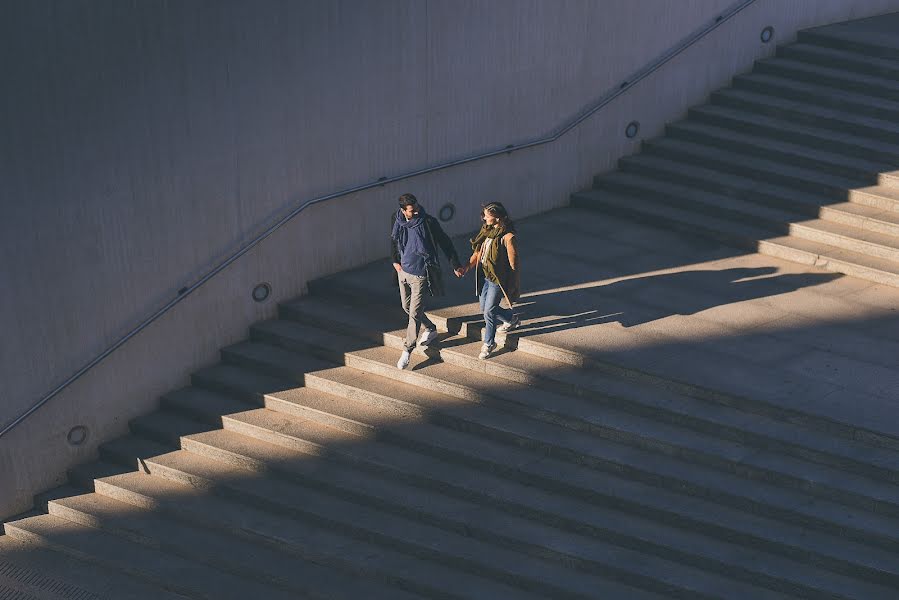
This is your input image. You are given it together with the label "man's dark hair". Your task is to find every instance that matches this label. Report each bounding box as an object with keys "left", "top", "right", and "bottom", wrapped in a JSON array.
[{"left": 398, "top": 193, "right": 418, "bottom": 208}]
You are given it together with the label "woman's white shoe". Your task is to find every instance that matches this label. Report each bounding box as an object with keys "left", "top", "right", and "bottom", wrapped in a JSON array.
[{"left": 478, "top": 342, "right": 497, "bottom": 360}]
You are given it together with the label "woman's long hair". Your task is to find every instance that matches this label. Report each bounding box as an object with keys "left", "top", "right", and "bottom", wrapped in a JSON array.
[{"left": 483, "top": 202, "right": 515, "bottom": 231}]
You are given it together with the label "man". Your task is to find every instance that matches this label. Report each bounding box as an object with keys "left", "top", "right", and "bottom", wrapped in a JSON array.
[{"left": 390, "top": 193, "right": 464, "bottom": 369}]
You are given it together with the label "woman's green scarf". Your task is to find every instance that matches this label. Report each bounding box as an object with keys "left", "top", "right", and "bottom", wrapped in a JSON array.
[{"left": 470, "top": 222, "right": 513, "bottom": 285}]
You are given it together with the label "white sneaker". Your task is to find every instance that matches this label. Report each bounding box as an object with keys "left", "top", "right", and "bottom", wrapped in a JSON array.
[
  {"left": 397, "top": 350, "right": 411, "bottom": 370},
  {"left": 478, "top": 342, "right": 497, "bottom": 360},
  {"left": 498, "top": 315, "right": 520, "bottom": 333},
  {"left": 418, "top": 328, "right": 439, "bottom": 346}
]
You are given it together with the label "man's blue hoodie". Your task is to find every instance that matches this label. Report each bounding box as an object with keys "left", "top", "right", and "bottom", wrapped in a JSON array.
[{"left": 391, "top": 207, "right": 437, "bottom": 277}]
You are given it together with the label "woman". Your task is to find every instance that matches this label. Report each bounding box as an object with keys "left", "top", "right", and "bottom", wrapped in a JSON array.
[{"left": 461, "top": 202, "right": 520, "bottom": 359}]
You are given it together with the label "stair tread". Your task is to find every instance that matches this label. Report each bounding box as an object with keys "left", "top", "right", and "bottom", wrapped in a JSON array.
[
  {"left": 574, "top": 188, "right": 899, "bottom": 282},
  {"left": 772, "top": 235, "right": 899, "bottom": 274},
  {"left": 606, "top": 166, "right": 899, "bottom": 255},
  {"left": 669, "top": 118, "right": 898, "bottom": 175},
  {"left": 194, "top": 362, "right": 300, "bottom": 397},
  {"left": 823, "top": 201, "right": 899, "bottom": 223},
  {"left": 620, "top": 152, "right": 834, "bottom": 207},
  {"left": 187, "top": 423, "right": 899, "bottom": 584},
  {"left": 858, "top": 184, "right": 899, "bottom": 202},
  {"left": 225, "top": 334, "right": 899, "bottom": 514},
  {"left": 278, "top": 298, "right": 899, "bottom": 476},
  {"left": 4, "top": 513, "right": 302, "bottom": 600},
  {"left": 48, "top": 491, "right": 418, "bottom": 600},
  {"left": 601, "top": 170, "right": 809, "bottom": 223},
  {"left": 98, "top": 434, "right": 175, "bottom": 464},
  {"left": 180, "top": 425, "right": 899, "bottom": 592},
  {"left": 714, "top": 87, "right": 899, "bottom": 134},
  {"left": 298, "top": 270, "right": 889, "bottom": 463},
  {"left": 247, "top": 324, "right": 841, "bottom": 473},
  {"left": 221, "top": 339, "right": 340, "bottom": 380},
  {"left": 213, "top": 408, "right": 891, "bottom": 592},
  {"left": 208, "top": 385, "right": 899, "bottom": 551},
  {"left": 621, "top": 151, "right": 899, "bottom": 215},
  {"left": 143, "top": 444, "right": 670, "bottom": 600},
  {"left": 163, "top": 385, "right": 252, "bottom": 418},
  {"left": 95, "top": 438, "right": 886, "bottom": 600},
  {"left": 645, "top": 137, "right": 870, "bottom": 190},
  {"left": 781, "top": 42, "right": 899, "bottom": 76},
  {"left": 575, "top": 185, "right": 783, "bottom": 241},
  {"left": 605, "top": 169, "right": 899, "bottom": 237},
  {"left": 758, "top": 56, "right": 899, "bottom": 88},
  {"left": 796, "top": 218, "right": 899, "bottom": 250},
  {"left": 0, "top": 535, "right": 185, "bottom": 600},
  {"left": 689, "top": 103, "right": 899, "bottom": 158},
  {"left": 738, "top": 70, "right": 899, "bottom": 114},
  {"left": 89, "top": 466, "right": 530, "bottom": 598}
]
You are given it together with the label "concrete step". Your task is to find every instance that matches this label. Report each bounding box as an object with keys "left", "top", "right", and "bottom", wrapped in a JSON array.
[
  {"left": 599, "top": 167, "right": 899, "bottom": 263},
  {"left": 616, "top": 151, "right": 899, "bottom": 215},
  {"left": 156, "top": 422, "right": 899, "bottom": 591},
  {"left": 3, "top": 513, "right": 302, "bottom": 600},
  {"left": 778, "top": 42, "right": 899, "bottom": 80},
  {"left": 688, "top": 103, "right": 899, "bottom": 165},
  {"left": 211, "top": 405, "right": 899, "bottom": 556},
  {"left": 71, "top": 461, "right": 520, "bottom": 600},
  {"left": 638, "top": 137, "right": 871, "bottom": 199},
  {"left": 192, "top": 420, "right": 899, "bottom": 594},
  {"left": 798, "top": 28, "right": 899, "bottom": 60},
  {"left": 171, "top": 346, "right": 899, "bottom": 556},
  {"left": 817, "top": 201, "right": 899, "bottom": 238},
  {"left": 601, "top": 169, "right": 899, "bottom": 240},
  {"left": 711, "top": 87, "right": 899, "bottom": 145},
  {"left": 45, "top": 490, "right": 411, "bottom": 600},
  {"left": 666, "top": 119, "right": 899, "bottom": 186},
  {"left": 615, "top": 148, "right": 827, "bottom": 206},
  {"left": 192, "top": 361, "right": 304, "bottom": 404},
  {"left": 572, "top": 188, "right": 899, "bottom": 288},
  {"left": 852, "top": 184, "right": 899, "bottom": 212},
  {"left": 734, "top": 71, "right": 899, "bottom": 128},
  {"left": 89, "top": 413, "right": 897, "bottom": 599},
  {"left": 788, "top": 218, "right": 899, "bottom": 263},
  {"left": 132, "top": 441, "right": 673, "bottom": 600},
  {"left": 598, "top": 170, "right": 802, "bottom": 229},
  {"left": 300, "top": 263, "right": 899, "bottom": 450},
  {"left": 0, "top": 535, "right": 184, "bottom": 600},
  {"left": 753, "top": 57, "right": 899, "bottom": 101},
  {"left": 226, "top": 331, "right": 899, "bottom": 515},
  {"left": 278, "top": 294, "right": 899, "bottom": 485}
]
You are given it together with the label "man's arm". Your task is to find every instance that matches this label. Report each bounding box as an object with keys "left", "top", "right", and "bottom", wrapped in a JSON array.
[{"left": 390, "top": 216, "right": 402, "bottom": 273}]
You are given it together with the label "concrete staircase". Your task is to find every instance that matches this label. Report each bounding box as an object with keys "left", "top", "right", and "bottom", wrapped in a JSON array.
[
  {"left": 574, "top": 18, "right": 899, "bottom": 288},
  {"left": 4, "top": 261, "right": 899, "bottom": 599},
  {"left": 5, "top": 15, "right": 899, "bottom": 600}
]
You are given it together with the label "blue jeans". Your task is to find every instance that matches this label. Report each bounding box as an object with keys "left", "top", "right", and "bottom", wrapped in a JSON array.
[{"left": 480, "top": 278, "right": 513, "bottom": 346}]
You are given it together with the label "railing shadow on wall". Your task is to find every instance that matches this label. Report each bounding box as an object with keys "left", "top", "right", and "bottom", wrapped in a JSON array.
[{"left": 0, "top": 0, "right": 759, "bottom": 439}]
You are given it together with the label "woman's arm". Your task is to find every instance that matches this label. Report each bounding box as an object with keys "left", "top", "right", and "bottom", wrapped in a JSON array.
[{"left": 461, "top": 250, "right": 480, "bottom": 275}]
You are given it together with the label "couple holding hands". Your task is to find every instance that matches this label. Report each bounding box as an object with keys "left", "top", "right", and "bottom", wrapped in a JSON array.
[{"left": 390, "top": 193, "right": 520, "bottom": 369}]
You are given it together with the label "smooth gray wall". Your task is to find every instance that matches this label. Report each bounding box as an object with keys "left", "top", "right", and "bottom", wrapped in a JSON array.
[{"left": 3, "top": 0, "right": 898, "bottom": 518}]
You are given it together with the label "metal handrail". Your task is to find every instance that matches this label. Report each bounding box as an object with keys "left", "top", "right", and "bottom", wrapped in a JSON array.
[{"left": 1, "top": 0, "right": 757, "bottom": 438}]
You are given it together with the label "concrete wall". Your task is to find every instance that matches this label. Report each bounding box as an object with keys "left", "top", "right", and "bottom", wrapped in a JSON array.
[{"left": 2, "top": 0, "right": 898, "bottom": 518}]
